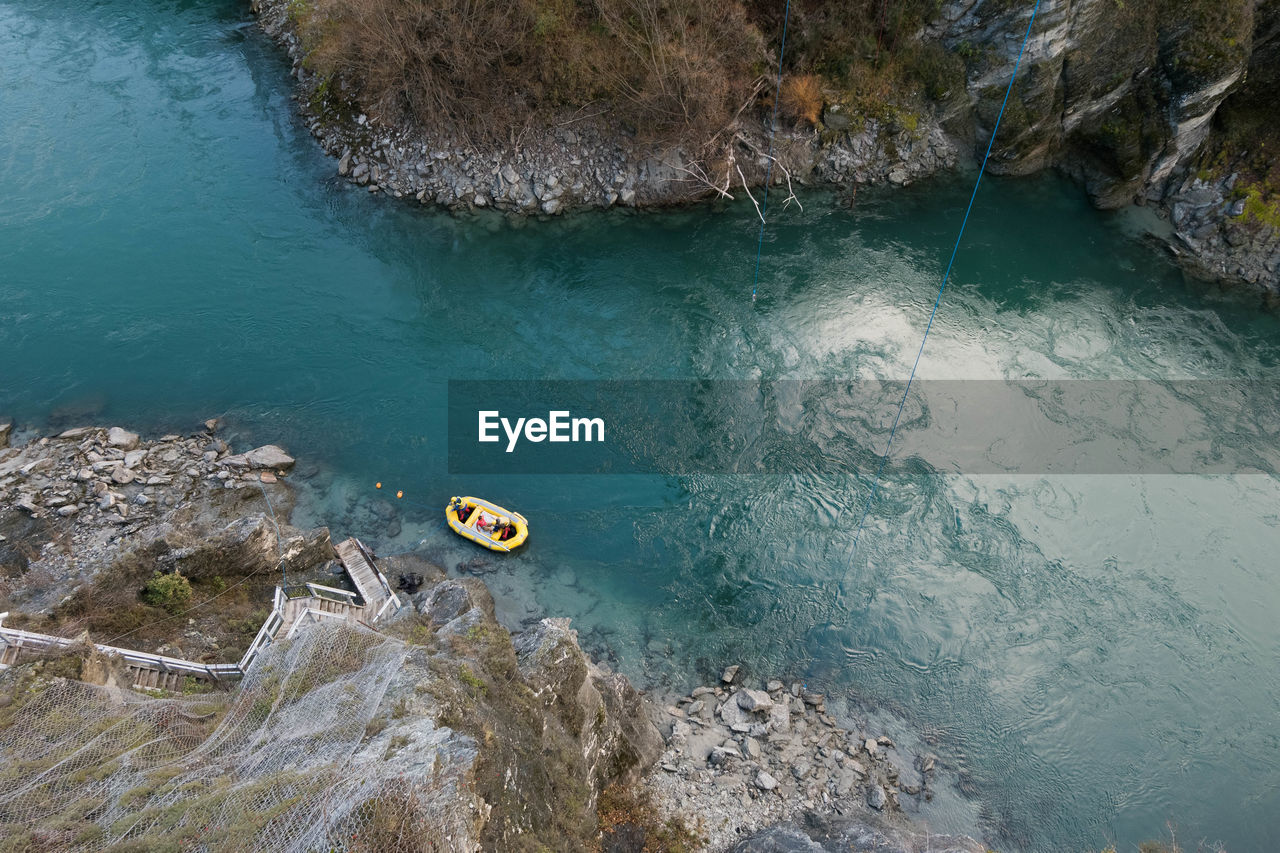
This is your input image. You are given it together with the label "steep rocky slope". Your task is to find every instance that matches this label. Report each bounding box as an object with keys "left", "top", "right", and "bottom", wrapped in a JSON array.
[{"left": 2, "top": 422, "right": 986, "bottom": 851}]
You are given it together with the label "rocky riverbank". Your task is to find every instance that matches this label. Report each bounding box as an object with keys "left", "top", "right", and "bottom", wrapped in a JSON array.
[
  {"left": 0, "top": 420, "right": 339, "bottom": 663},
  {"left": 252, "top": 0, "right": 956, "bottom": 217},
  {"left": 0, "top": 420, "right": 989, "bottom": 850},
  {"left": 1163, "top": 172, "right": 1280, "bottom": 293},
  {"left": 645, "top": 667, "right": 983, "bottom": 852},
  {"left": 248, "top": 0, "right": 1278, "bottom": 299},
  {"left": 0, "top": 421, "right": 302, "bottom": 611}
]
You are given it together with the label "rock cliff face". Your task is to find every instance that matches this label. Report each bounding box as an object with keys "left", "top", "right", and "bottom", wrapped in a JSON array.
[
  {"left": 931, "top": 0, "right": 1254, "bottom": 206},
  {"left": 396, "top": 571, "right": 664, "bottom": 850},
  {"left": 930, "top": 0, "right": 1278, "bottom": 292},
  {"left": 1161, "top": 2, "right": 1280, "bottom": 290},
  {"left": 366, "top": 571, "right": 666, "bottom": 851}
]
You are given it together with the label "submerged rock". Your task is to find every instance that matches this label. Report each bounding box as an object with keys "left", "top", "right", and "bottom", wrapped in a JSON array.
[{"left": 733, "top": 814, "right": 985, "bottom": 853}]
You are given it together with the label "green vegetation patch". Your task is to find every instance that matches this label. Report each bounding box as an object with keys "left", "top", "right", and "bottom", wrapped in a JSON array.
[
  {"left": 141, "top": 570, "right": 193, "bottom": 613},
  {"left": 1240, "top": 185, "right": 1280, "bottom": 229}
]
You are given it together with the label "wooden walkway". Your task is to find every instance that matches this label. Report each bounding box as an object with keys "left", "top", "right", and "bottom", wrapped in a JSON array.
[
  {"left": 335, "top": 537, "right": 401, "bottom": 620},
  {"left": 0, "top": 537, "right": 403, "bottom": 692}
]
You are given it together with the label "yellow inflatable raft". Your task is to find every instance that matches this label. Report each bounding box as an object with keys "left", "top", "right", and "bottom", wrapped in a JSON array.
[{"left": 446, "top": 496, "right": 528, "bottom": 552}]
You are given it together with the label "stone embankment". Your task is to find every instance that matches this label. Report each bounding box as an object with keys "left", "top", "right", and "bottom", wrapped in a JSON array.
[{"left": 646, "top": 665, "right": 982, "bottom": 852}]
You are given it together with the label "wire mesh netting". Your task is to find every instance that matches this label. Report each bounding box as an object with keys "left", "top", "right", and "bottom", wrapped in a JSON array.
[{"left": 0, "top": 622, "right": 476, "bottom": 852}]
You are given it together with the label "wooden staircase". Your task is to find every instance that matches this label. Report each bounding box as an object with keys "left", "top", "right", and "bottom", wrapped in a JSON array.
[
  {"left": 276, "top": 588, "right": 363, "bottom": 639},
  {"left": 1, "top": 612, "right": 240, "bottom": 691},
  {"left": 128, "top": 666, "right": 191, "bottom": 692}
]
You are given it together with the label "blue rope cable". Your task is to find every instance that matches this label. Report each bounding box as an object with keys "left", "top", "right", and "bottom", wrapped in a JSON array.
[
  {"left": 750, "top": 0, "right": 793, "bottom": 303},
  {"left": 845, "top": 0, "right": 1042, "bottom": 560}
]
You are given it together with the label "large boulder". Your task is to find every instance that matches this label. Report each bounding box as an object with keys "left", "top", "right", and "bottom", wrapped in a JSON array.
[
  {"left": 737, "top": 688, "right": 774, "bottom": 712},
  {"left": 221, "top": 445, "right": 296, "bottom": 471},
  {"left": 418, "top": 577, "right": 490, "bottom": 630},
  {"left": 245, "top": 444, "right": 296, "bottom": 470},
  {"left": 106, "top": 427, "right": 140, "bottom": 450}
]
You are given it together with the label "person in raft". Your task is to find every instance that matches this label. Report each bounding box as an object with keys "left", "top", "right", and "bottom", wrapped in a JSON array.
[{"left": 451, "top": 497, "right": 471, "bottom": 521}]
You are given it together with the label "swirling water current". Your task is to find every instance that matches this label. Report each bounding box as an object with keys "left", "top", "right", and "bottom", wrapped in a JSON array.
[{"left": 2, "top": 2, "right": 1279, "bottom": 850}]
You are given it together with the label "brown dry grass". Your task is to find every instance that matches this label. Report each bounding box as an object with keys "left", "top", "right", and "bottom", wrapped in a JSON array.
[
  {"left": 294, "top": 0, "right": 765, "bottom": 145},
  {"left": 780, "top": 73, "right": 823, "bottom": 125},
  {"left": 595, "top": 783, "right": 702, "bottom": 852}
]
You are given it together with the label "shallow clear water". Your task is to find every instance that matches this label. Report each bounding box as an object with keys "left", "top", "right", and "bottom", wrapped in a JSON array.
[{"left": 3, "top": 1, "right": 1279, "bottom": 850}]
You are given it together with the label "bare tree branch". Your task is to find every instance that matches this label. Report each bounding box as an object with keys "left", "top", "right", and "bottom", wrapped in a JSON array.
[
  {"left": 736, "top": 162, "right": 764, "bottom": 222},
  {"left": 731, "top": 132, "right": 803, "bottom": 212},
  {"left": 675, "top": 159, "right": 735, "bottom": 200}
]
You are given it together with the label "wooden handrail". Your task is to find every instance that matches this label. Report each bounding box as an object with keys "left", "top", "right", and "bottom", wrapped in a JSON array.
[
  {"left": 0, "top": 625, "right": 240, "bottom": 681},
  {"left": 3, "top": 538, "right": 407, "bottom": 684},
  {"left": 305, "top": 582, "right": 359, "bottom": 603}
]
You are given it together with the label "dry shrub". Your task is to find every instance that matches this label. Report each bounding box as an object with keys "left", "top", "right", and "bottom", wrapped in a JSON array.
[
  {"left": 300, "top": 0, "right": 542, "bottom": 139},
  {"left": 296, "top": 0, "right": 766, "bottom": 144},
  {"left": 589, "top": 0, "right": 767, "bottom": 141},
  {"left": 780, "top": 73, "right": 823, "bottom": 124}
]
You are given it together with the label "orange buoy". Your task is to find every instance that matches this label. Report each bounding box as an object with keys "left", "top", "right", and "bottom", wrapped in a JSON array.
[
  {"left": 376, "top": 482, "right": 382, "bottom": 489},
  {"left": 396, "top": 490, "right": 403, "bottom": 499}
]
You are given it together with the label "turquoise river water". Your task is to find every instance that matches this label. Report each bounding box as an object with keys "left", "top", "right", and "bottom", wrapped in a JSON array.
[{"left": 3, "top": 1, "right": 1279, "bottom": 851}]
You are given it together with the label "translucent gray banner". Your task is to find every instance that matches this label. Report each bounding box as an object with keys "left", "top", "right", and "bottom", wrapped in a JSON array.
[{"left": 447, "top": 380, "right": 1280, "bottom": 476}]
